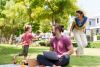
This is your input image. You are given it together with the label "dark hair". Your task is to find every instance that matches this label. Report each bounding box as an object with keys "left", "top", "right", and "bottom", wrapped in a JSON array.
[
  {"left": 55, "top": 25, "right": 64, "bottom": 32},
  {"left": 76, "top": 10, "right": 84, "bottom": 17}
]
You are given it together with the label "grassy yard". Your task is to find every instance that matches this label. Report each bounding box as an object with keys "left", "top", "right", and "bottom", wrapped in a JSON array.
[{"left": 0, "top": 44, "right": 100, "bottom": 67}]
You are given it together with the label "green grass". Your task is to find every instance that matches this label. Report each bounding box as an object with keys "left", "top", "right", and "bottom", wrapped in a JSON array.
[
  {"left": 70, "top": 56, "right": 100, "bottom": 67},
  {"left": 0, "top": 44, "right": 100, "bottom": 67},
  {"left": 0, "top": 44, "right": 49, "bottom": 64}
]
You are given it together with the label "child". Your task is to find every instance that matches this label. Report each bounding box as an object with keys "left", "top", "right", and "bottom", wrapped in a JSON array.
[{"left": 13, "top": 24, "right": 34, "bottom": 64}]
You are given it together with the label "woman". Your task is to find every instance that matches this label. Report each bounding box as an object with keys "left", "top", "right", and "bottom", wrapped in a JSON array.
[
  {"left": 70, "top": 10, "right": 88, "bottom": 56},
  {"left": 37, "top": 25, "right": 74, "bottom": 67}
]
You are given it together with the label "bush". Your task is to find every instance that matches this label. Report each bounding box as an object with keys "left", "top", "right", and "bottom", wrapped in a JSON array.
[
  {"left": 85, "top": 42, "right": 100, "bottom": 48},
  {"left": 73, "top": 42, "right": 100, "bottom": 48},
  {"left": 39, "top": 42, "right": 46, "bottom": 46},
  {"left": 86, "top": 42, "right": 95, "bottom": 48},
  {"left": 72, "top": 42, "right": 91, "bottom": 48},
  {"left": 39, "top": 42, "right": 50, "bottom": 46},
  {"left": 72, "top": 42, "right": 77, "bottom": 47},
  {"left": 39, "top": 41, "right": 100, "bottom": 48},
  {"left": 89, "top": 42, "right": 100, "bottom": 48},
  {"left": 97, "top": 35, "right": 100, "bottom": 40}
]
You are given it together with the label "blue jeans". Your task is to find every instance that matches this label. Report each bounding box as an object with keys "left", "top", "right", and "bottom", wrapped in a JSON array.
[{"left": 37, "top": 54, "right": 70, "bottom": 66}]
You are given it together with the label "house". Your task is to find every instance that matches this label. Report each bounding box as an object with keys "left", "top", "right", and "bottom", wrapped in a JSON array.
[{"left": 87, "top": 15, "right": 100, "bottom": 41}]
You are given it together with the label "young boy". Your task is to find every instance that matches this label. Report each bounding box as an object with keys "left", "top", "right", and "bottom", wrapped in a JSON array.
[{"left": 13, "top": 24, "right": 34, "bottom": 64}]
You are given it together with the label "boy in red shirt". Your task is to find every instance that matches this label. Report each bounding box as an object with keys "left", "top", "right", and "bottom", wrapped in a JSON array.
[{"left": 13, "top": 24, "right": 34, "bottom": 64}]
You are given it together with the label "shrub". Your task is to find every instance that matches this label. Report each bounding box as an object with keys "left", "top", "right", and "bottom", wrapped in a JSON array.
[
  {"left": 72, "top": 42, "right": 100, "bottom": 48},
  {"left": 90, "top": 42, "right": 100, "bottom": 48},
  {"left": 97, "top": 35, "right": 100, "bottom": 40}
]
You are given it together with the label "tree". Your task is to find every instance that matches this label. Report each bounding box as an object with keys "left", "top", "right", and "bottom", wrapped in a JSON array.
[
  {"left": 29, "top": 0, "right": 78, "bottom": 31},
  {"left": 0, "top": 0, "right": 78, "bottom": 43},
  {"left": 44, "top": 0, "right": 78, "bottom": 27}
]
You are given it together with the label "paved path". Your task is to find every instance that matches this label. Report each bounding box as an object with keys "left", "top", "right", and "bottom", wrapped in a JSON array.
[
  {"left": 73, "top": 48, "right": 100, "bottom": 56},
  {"left": 0, "top": 64, "right": 28, "bottom": 67}
]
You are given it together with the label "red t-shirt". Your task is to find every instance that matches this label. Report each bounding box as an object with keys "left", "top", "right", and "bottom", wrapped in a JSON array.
[
  {"left": 21, "top": 32, "right": 33, "bottom": 46},
  {"left": 50, "top": 35, "right": 72, "bottom": 55}
]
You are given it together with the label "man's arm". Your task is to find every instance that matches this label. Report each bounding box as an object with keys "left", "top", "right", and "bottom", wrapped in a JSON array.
[
  {"left": 63, "top": 45, "right": 74, "bottom": 55},
  {"left": 63, "top": 37, "right": 74, "bottom": 56}
]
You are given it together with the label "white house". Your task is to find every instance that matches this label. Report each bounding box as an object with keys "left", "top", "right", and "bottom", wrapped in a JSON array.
[{"left": 88, "top": 15, "right": 100, "bottom": 41}]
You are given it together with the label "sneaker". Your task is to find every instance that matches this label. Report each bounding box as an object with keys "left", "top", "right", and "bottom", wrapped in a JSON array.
[{"left": 13, "top": 56, "right": 17, "bottom": 64}]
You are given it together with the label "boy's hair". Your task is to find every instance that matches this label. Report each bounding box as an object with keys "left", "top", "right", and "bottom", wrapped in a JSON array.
[{"left": 24, "top": 25, "right": 31, "bottom": 32}]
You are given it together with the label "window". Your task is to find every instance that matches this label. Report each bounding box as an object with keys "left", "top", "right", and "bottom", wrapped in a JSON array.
[
  {"left": 97, "top": 18, "right": 99, "bottom": 23},
  {"left": 89, "top": 21, "right": 91, "bottom": 25}
]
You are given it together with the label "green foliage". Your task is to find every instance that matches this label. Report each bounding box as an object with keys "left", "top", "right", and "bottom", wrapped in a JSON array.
[
  {"left": 74, "top": 42, "right": 100, "bottom": 48},
  {"left": 88, "top": 42, "right": 100, "bottom": 48},
  {"left": 40, "top": 19, "right": 51, "bottom": 33},
  {"left": 0, "top": 0, "right": 78, "bottom": 43},
  {"left": 72, "top": 42, "right": 100, "bottom": 48},
  {"left": 31, "top": 21, "right": 40, "bottom": 32},
  {"left": 0, "top": 0, "right": 7, "bottom": 18},
  {"left": 97, "top": 34, "right": 100, "bottom": 40}
]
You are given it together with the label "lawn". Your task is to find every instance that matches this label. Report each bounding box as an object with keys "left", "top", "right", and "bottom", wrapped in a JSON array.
[{"left": 0, "top": 44, "right": 100, "bottom": 67}]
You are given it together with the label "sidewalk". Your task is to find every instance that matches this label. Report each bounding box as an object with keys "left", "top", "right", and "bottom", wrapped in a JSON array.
[
  {"left": 0, "top": 64, "right": 28, "bottom": 67},
  {"left": 73, "top": 48, "right": 100, "bottom": 56}
]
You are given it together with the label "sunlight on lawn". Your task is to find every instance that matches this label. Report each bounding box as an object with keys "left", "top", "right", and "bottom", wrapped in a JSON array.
[{"left": 0, "top": 44, "right": 100, "bottom": 67}]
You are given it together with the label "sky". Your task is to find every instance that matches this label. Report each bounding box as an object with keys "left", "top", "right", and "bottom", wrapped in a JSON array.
[{"left": 77, "top": 0, "right": 100, "bottom": 17}]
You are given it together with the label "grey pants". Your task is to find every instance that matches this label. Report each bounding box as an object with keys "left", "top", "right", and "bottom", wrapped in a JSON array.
[{"left": 19, "top": 45, "right": 29, "bottom": 57}]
